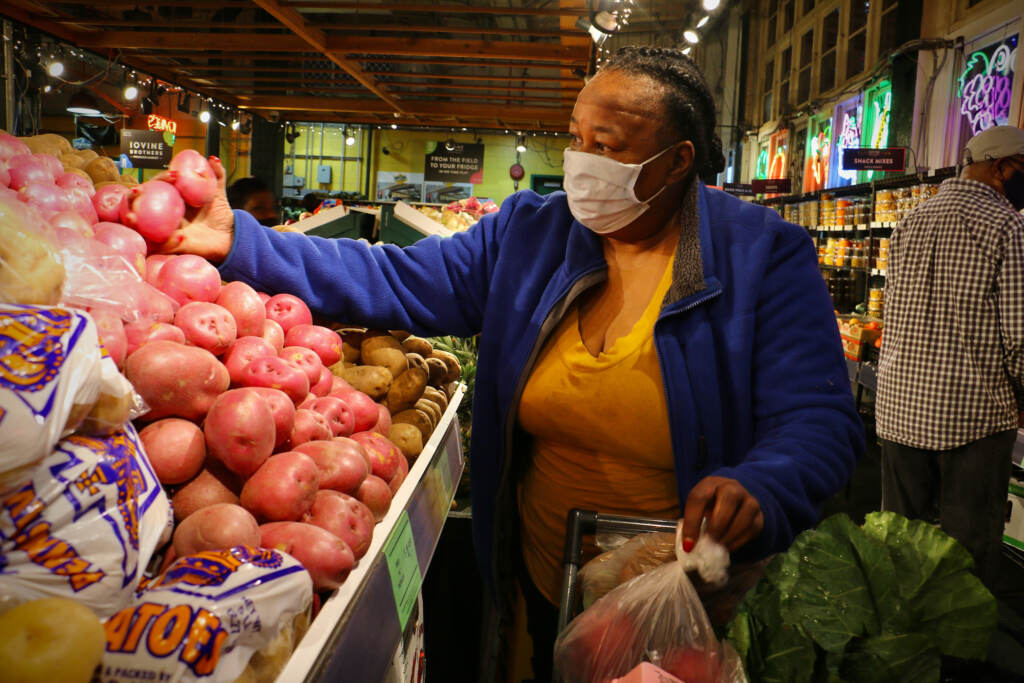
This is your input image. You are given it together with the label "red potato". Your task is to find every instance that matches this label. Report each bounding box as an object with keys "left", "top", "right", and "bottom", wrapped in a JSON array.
[
  {"left": 93, "top": 183, "right": 130, "bottom": 223},
  {"left": 330, "top": 388, "right": 379, "bottom": 433},
  {"left": 156, "top": 254, "right": 222, "bottom": 306},
  {"left": 309, "top": 365, "right": 333, "bottom": 397},
  {"left": 296, "top": 393, "right": 317, "bottom": 411},
  {"left": 287, "top": 409, "right": 332, "bottom": 448},
  {"left": 261, "top": 318, "right": 285, "bottom": 351},
  {"left": 119, "top": 179, "right": 185, "bottom": 243},
  {"left": 66, "top": 187, "right": 99, "bottom": 225},
  {"left": 388, "top": 452, "right": 409, "bottom": 494},
  {"left": 88, "top": 308, "right": 127, "bottom": 368},
  {"left": 334, "top": 436, "right": 372, "bottom": 469},
  {"left": 168, "top": 149, "right": 217, "bottom": 207},
  {"left": 239, "top": 356, "right": 309, "bottom": 403},
  {"left": 135, "top": 283, "right": 178, "bottom": 324},
  {"left": 351, "top": 431, "right": 404, "bottom": 482},
  {"left": 354, "top": 474, "right": 392, "bottom": 522},
  {"left": 241, "top": 451, "right": 320, "bottom": 521},
  {"left": 302, "top": 490, "right": 373, "bottom": 559},
  {"left": 174, "top": 301, "right": 237, "bottom": 355},
  {"left": 204, "top": 388, "right": 276, "bottom": 477},
  {"left": 145, "top": 254, "right": 171, "bottom": 288},
  {"left": 343, "top": 489, "right": 374, "bottom": 529},
  {"left": 172, "top": 503, "right": 260, "bottom": 556},
  {"left": 126, "top": 340, "right": 229, "bottom": 420},
  {"left": 248, "top": 387, "right": 296, "bottom": 447},
  {"left": 373, "top": 404, "right": 392, "bottom": 437},
  {"left": 223, "top": 336, "right": 278, "bottom": 386},
  {"left": 280, "top": 345, "right": 323, "bottom": 385},
  {"left": 18, "top": 180, "right": 69, "bottom": 217},
  {"left": 93, "top": 221, "right": 146, "bottom": 276},
  {"left": 216, "top": 281, "right": 266, "bottom": 338},
  {"left": 309, "top": 396, "right": 355, "bottom": 437},
  {"left": 257, "top": 291, "right": 271, "bottom": 304},
  {"left": 265, "top": 293, "right": 312, "bottom": 333},
  {"left": 284, "top": 324, "right": 343, "bottom": 366},
  {"left": 171, "top": 464, "right": 242, "bottom": 522},
  {"left": 138, "top": 418, "right": 206, "bottom": 485},
  {"left": 124, "top": 321, "right": 185, "bottom": 357},
  {"left": 258, "top": 522, "right": 354, "bottom": 590},
  {"left": 293, "top": 439, "right": 368, "bottom": 495},
  {"left": 330, "top": 375, "right": 354, "bottom": 395},
  {"left": 7, "top": 154, "right": 54, "bottom": 189},
  {"left": 56, "top": 170, "right": 94, "bottom": 196},
  {"left": 49, "top": 209, "right": 92, "bottom": 236}
]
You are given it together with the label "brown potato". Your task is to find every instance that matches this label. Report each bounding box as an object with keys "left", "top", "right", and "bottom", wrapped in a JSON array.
[
  {"left": 389, "top": 330, "right": 412, "bottom": 342},
  {"left": 401, "top": 336, "right": 434, "bottom": 358},
  {"left": 341, "top": 340, "right": 361, "bottom": 363},
  {"left": 415, "top": 399, "right": 441, "bottom": 428},
  {"left": 405, "top": 352, "right": 428, "bottom": 374},
  {"left": 61, "top": 152, "right": 88, "bottom": 170},
  {"left": 392, "top": 409, "right": 433, "bottom": 442},
  {"left": 426, "top": 358, "right": 448, "bottom": 386},
  {"left": 385, "top": 366, "right": 428, "bottom": 414},
  {"left": 119, "top": 172, "right": 139, "bottom": 187},
  {"left": 334, "top": 364, "right": 392, "bottom": 400},
  {"left": 62, "top": 165, "right": 92, "bottom": 180},
  {"left": 430, "top": 349, "right": 462, "bottom": 383},
  {"left": 421, "top": 385, "right": 448, "bottom": 412},
  {"left": 361, "top": 333, "right": 408, "bottom": 378},
  {"left": 80, "top": 390, "right": 133, "bottom": 435},
  {"left": 85, "top": 156, "right": 120, "bottom": 184},
  {"left": 389, "top": 423, "right": 424, "bottom": 460}
]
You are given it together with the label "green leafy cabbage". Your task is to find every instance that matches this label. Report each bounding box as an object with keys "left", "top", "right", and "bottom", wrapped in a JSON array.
[{"left": 725, "top": 512, "right": 996, "bottom": 683}]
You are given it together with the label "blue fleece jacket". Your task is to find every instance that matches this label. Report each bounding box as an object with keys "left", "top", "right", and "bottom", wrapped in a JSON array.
[{"left": 220, "top": 184, "right": 863, "bottom": 599}]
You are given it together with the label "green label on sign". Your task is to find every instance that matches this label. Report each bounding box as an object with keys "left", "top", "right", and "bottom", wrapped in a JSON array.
[{"left": 383, "top": 510, "right": 421, "bottom": 630}]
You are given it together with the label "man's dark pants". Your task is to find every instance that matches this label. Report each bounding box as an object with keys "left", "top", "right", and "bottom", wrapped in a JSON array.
[{"left": 881, "top": 430, "right": 1016, "bottom": 590}]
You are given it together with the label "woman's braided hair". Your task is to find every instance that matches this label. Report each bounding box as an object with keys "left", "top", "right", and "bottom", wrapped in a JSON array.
[{"left": 601, "top": 46, "right": 726, "bottom": 178}]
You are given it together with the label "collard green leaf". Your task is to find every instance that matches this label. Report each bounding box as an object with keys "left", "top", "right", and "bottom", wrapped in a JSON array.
[
  {"left": 777, "top": 515, "right": 890, "bottom": 652},
  {"left": 838, "top": 633, "right": 940, "bottom": 683}
]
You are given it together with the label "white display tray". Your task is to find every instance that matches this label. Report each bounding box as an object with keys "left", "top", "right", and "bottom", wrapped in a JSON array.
[{"left": 276, "top": 386, "right": 466, "bottom": 682}]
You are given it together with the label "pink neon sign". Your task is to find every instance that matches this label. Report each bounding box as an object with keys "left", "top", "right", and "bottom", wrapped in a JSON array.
[{"left": 958, "top": 35, "right": 1017, "bottom": 137}]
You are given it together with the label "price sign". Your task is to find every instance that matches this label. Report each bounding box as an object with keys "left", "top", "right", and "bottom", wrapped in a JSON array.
[
  {"left": 722, "top": 182, "right": 754, "bottom": 195},
  {"left": 751, "top": 178, "right": 792, "bottom": 194},
  {"left": 842, "top": 148, "right": 906, "bottom": 172},
  {"left": 383, "top": 511, "right": 421, "bottom": 630}
]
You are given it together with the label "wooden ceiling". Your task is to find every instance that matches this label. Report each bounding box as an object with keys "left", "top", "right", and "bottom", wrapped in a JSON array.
[{"left": 3, "top": 0, "right": 648, "bottom": 132}]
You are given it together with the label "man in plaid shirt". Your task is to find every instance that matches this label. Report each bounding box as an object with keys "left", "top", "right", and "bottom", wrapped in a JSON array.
[{"left": 878, "top": 125, "right": 1024, "bottom": 589}]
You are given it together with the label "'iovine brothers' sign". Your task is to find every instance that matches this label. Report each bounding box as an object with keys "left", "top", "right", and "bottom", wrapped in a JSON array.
[
  {"left": 120, "top": 129, "right": 174, "bottom": 169},
  {"left": 958, "top": 34, "right": 1017, "bottom": 138}
]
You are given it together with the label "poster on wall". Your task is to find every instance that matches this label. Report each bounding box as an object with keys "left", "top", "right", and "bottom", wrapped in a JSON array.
[
  {"left": 957, "top": 33, "right": 1018, "bottom": 154},
  {"left": 376, "top": 172, "right": 424, "bottom": 201},
  {"left": 424, "top": 141, "right": 484, "bottom": 184},
  {"left": 119, "top": 129, "right": 173, "bottom": 169},
  {"left": 424, "top": 182, "right": 473, "bottom": 203},
  {"left": 828, "top": 95, "right": 863, "bottom": 188}
]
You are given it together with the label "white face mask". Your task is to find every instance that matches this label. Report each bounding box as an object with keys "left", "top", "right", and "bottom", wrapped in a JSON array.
[{"left": 562, "top": 145, "right": 677, "bottom": 234}]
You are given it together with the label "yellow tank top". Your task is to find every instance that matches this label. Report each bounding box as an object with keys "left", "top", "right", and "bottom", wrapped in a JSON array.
[{"left": 518, "top": 258, "right": 680, "bottom": 605}]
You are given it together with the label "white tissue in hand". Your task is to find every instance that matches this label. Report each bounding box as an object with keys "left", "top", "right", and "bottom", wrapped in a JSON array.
[{"left": 679, "top": 535, "right": 730, "bottom": 587}]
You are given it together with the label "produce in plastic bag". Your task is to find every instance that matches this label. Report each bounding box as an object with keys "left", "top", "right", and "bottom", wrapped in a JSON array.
[
  {"left": 0, "top": 305, "right": 145, "bottom": 496},
  {"left": 0, "top": 597, "right": 106, "bottom": 683},
  {"left": 0, "top": 422, "right": 172, "bottom": 617},
  {"left": 555, "top": 524, "right": 746, "bottom": 683},
  {"left": 98, "top": 546, "right": 313, "bottom": 683},
  {"left": 0, "top": 196, "right": 65, "bottom": 305}
]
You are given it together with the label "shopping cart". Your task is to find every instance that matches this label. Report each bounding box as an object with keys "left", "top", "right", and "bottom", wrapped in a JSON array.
[{"left": 556, "top": 508, "right": 678, "bottom": 633}]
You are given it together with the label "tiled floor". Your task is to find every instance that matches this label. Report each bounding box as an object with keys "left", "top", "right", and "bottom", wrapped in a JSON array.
[{"left": 825, "top": 419, "right": 1024, "bottom": 682}]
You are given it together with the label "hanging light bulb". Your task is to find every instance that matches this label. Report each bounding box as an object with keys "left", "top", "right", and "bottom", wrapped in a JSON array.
[
  {"left": 345, "top": 131, "right": 356, "bottom": 146},
  {"left": 697, "top": 16, "right": 710, "bottom": 28},
  {"left": 231, "top": 119, "right": 240, "bottom": 130},
  {"left": 391, "top": 123, "right": 398, "bottom": 129},
  {"left": 682, "top": 46, "right": 693, "bottom": 55},
  {"left": 199, "top": 110, "right": 211, "bottom": 123},
  {"left": 683, "top": 30, "right": 700, "bottom": 44},
  {"left": 47, "top": 61, "right": 64, "bottom": 77},
  {"left": 703, "top": 0, "right": 722, "bottom": 10},
  {"left": 123, "top": 84, "right": 139, "bottom": 100},
  {"left": 515, "top": 135, "right": 527, "bottom": 153},
  {"left": 43, "top": 85, "right": 52, "bottom": 93}
]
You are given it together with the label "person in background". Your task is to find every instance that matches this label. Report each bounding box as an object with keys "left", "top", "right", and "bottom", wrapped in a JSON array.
[
  {"left": 154, "top": 46, "right": 863, "bottom": 681},
  {"left": 877, "top": 125, "right": 1024, "bottom": 591},
  {"left": 226, "top": 176, "right": 279, "bottom": 227},
  {"left": 301, "top": 192, "right": 321, "bottom": 215}
]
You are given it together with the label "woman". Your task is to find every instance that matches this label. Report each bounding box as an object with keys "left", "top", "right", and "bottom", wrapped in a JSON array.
[{"left": 162, "top": 47, "right": 863, "bottom": 680}]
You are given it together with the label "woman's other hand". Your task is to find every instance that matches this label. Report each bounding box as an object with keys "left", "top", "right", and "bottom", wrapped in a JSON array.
[
  {"left": 681, "top": 476, "right": 764, "bottom": 552},
  {"left": 153, "top": 156, "right": 235, "bottom": 263}
]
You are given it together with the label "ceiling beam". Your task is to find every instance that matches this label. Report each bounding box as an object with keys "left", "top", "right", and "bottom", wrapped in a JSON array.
[
  {"left": 250, "top": 0, "right": 406, "bottom": 113},
  {"left": 237, "top": 95, "right": 570, "bottom": 120},
  {"left": 283, "top": 2, "right": 589, "bottom": 16},
  {"left": 123, "top": 53, "right": 586, "bottom": 67},
  {"left": 74, "top": 32, "right": 590, "bottom": 62},
  {"left": 365, "top": 71, "right": 580, "bottom": 84}
]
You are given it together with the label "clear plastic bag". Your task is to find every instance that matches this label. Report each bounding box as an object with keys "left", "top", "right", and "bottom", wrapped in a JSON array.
[
  {"left": 555, "top": 524, "right": 747, "bottom": 683},
  {"left": 0, "top": 197, "right": 66, "bottom": 306}
]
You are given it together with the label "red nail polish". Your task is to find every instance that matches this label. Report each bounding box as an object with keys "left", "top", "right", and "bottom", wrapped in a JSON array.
[
  {"left": 209, "top": 155, "right": 220, "bottom": 162},
  {"left": 683, "top": 538, "right": 695, "bottom": 553}
]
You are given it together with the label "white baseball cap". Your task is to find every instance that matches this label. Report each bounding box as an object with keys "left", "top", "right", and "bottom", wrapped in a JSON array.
[{"left": 964, "top": 125, "right": 1024, "bottom": 164}]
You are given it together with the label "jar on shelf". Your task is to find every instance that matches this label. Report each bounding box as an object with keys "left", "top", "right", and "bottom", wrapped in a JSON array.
[{"left": 869, "top": 288, "right": 884, "bottom": 301}]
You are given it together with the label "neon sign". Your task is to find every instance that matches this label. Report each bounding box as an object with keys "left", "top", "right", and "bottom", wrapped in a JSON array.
[
  {"left": 836, "top": 109, "right": 861, "bottom": 183},
  {"left": 147, "top": 114, "right": 178, "bottom": 137},
  {"left": 768, "top": 130, "right": 788, "bottom": 180},
  {"left": 957, "top": 34, "right": 1017, "bottom": 137},
  {"left": 755, "top": 147, "right": 769, "bottom": 179},
  {"left": 804, "top": 118, "right": 831, "bottom": 192}
]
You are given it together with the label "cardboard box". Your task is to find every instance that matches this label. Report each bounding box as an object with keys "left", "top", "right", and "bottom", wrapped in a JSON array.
[{"left": 1004, "top": 481, "right": 1024, "bottom": 552}]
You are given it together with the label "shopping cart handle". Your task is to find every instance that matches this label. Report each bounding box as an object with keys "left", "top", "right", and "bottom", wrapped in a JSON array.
[{"left": 562, "top": 509, "right": 598, "bottom": 568}]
